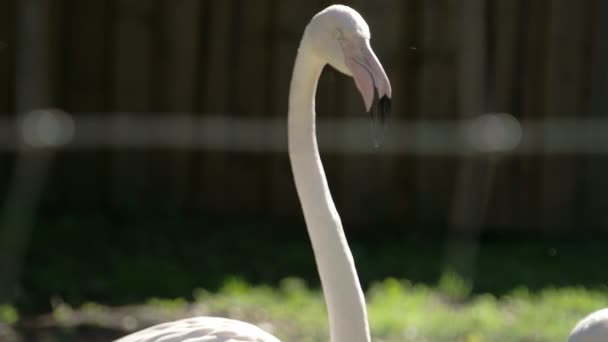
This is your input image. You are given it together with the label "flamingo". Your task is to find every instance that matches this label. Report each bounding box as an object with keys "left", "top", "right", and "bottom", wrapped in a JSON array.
[
  {"left": 114, "top": 4, "right": 391, "bottom": 342},
  {"left": 568, "top": 308, "right": 608, "bottom": 342}
]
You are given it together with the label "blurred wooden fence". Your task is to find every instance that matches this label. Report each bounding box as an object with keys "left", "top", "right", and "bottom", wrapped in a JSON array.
[{"left": 0, "top": 0, "right": 607, "bottom": 232}]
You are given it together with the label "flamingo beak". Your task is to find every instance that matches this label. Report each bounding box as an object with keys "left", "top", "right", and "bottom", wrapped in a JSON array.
[{"left": 343, "top": 40, "right": 392, "bottom": 143}]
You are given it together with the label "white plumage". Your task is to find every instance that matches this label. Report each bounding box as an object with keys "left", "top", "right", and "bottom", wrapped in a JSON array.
[
  {"left": 115, "top": 4, "right": 391, "bottom": 342},
  {"left": 114, "top": 317, "right": 280, "bottom": 342},
  {"left": 568, "top": 308, "right": 608, "bottom": 342}
]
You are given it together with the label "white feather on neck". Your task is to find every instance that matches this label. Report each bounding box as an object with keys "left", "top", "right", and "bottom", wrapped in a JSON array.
[{"left": 287, "top": 31, "right": 371, "bottom": 342}]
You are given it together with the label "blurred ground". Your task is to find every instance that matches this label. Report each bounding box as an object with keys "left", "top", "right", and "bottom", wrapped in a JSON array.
[{"left": 2, "top": 277, "right": 607, "bottom": 341}]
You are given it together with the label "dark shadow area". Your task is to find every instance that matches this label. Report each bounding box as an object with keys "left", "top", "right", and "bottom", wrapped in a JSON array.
[{"left": 14, "top": 206, "right": 608, "bottom": 315}]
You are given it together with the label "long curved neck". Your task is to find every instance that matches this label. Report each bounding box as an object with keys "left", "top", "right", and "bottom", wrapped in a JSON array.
[{"left": 288, "top": 33, "right": 371, "bottom": 342}]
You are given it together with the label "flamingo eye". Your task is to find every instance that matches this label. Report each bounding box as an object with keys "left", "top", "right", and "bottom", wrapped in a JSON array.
[{"left": 334, "top": 29, "right": 344, "bottom": 41}]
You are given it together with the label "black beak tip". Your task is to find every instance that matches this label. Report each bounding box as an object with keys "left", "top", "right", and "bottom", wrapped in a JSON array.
[
  {"left": 369, "top": 91, "right": 391, "bottom": 147},
  {"left": 378, "top": 95, "right": 391, "bottom": 123},
  {"left": 369, "top": 92, "right": 391, "bottom": 125}
]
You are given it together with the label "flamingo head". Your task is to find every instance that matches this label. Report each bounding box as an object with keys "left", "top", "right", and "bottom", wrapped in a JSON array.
[{"left": 306, "top": 5, "right": 392, "bottom": 123}]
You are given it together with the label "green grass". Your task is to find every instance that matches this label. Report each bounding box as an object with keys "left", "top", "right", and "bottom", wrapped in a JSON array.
[
  {"left": 11, "top": 277, "right": 607, "bottom": 342},
  {"left": 0, "top": 305, "right": 18, "bottom": 325},
  {"left": 200, "top": 277, "right": 606, "bottom": 341},
  {"left": 4, "top": 211, "right": 607, "bottom": 340}
]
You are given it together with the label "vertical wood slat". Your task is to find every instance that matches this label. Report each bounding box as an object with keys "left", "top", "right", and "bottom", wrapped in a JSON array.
[
  {"left": 260, "top": 0, "right": 279, "bottom": 218},
  {"left": 375, "top": 0, "right": 413, "bottom": 224},
  {"left": 486, "top": 0, "right": 520, "bottom": 230},
  {"left": 188, "top": 0, "right": 210, "bottom": 210},
  {"left": 448, "top": 0, "right": 487, "bottom": 233},
  {"left": 150, "top": 0, "right": 202, "bottom": 208},
  {"left": 62, "top": 1, "right": 110, "bottom": 112},
  {"left": 507, "top": 0, "right": 533, "bottom": 232},
  {"left": 517, "top": 0, "right": 550, "bottom": 230},
  {"left": 0, "top": 0, "right": 15, "bottom": 114},
  {"left": 197, "top": 0, "right": 234, "bottom": 214},
  {"left": 112, "top": 0, "right": 154, "bottom": 111},
  {"left": 57, "top": 0, "right": 111, "bottom": 206},
  {"left": 540, "top": 0, "right": 586, "bottom": 231},
  {"left": 38, "top": 0, "right": 65, "bottom": 200},
  {"left": 110, "top": 0, "right": 156, "bottom": 205},
  {"left": 0, "top": 0, "right": 58, "bottom": 303},
  {"left": 583, "top": 0, "right": 608, "bottom": 230},
  {"left": 441, "top": 0, "right": 488, "bottom": 280},
  {"left": 0, "top": 0, "right": 17, "bottom": 187},
  {"left": 390, "top": 0, "right": 421, "bottom": 229},
  {"left": 415, "top": 0, "right": 459, "bottom": 227},
  {"left": 157, "top": 0, "right": 201, "bottom": 113},
  {"left": 227, "top": 0, "right": 273, "bottom": 215}
]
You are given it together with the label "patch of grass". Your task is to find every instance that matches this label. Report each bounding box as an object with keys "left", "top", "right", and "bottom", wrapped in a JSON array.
[
  {"left": 0, "top": 305, "right": 18, "bottom": 325},
  {"left": 438, "top": 270, "right": 473, "bottom": 302},
  {"left": 28, "top": 278, "right": 607, "bottom": 342},
  {"left": 146, "top": 297, "right": 188, "bottom": 315},
  {"left": 51, "top": 302, "right": 75, "bottom": 325},
  {"left": 189, "top": 278, "right": 608, "bottom": 341}
]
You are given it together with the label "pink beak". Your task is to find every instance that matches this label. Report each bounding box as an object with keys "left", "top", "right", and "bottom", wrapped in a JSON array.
[
  {"left": 343, "top": 40, "right": 392, "bottom": 113},
  {"left": 342, "top": 40, "right": 392, "bottom": 146}
]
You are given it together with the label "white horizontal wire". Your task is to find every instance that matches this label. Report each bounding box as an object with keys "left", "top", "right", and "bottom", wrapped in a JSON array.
[{"left": 0, "top": 111, "right": 607, "bottom": 156}]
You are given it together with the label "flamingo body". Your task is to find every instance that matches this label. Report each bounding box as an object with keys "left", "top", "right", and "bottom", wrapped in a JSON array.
[
  {"left": 115, "top": 317, "right": 279, "bottom": 342},
  {"left": 568, "top": 308, "right": 608, "bottom": 342}
]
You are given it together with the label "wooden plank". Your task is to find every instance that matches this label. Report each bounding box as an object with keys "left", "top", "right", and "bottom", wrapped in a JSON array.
[
  {"left": 0, "top": 0, "right": 15, "bottom": 114},
  {"left": 515, "top": 0, "right": 550, "bottom": 231},
  {"left": 61, "top": 1, "right": 110, "bottom": 111},
  {"left": 112, "top": 0, "right": 153, "bottom": 111},
  {"left": 186, "top": 0, "right": 209, "bottom": 210},
  {"left": 485, "top": 0, "right": 520, "bottom": 230},
  {"left": 258, "top": 0, "right": 279, "bottom": 219},
  {"left": 195, "top": 0, "right": 235, "bottom": 214},
  {"left": 448, "top": 0, "right": 487, "bottom": 235},
  {"left": 226, "top": 0, "right": 274, "bottom": 216},
  {"left": 147, "top": 0, "right": 202, "bottom": 209},
  {"left": 392, "top": 0, "right": 421, "bottom": 228},
  {"left": 0, "top": 0, "right": 57, "bottom": 303},
  {"left": 414, "top": 0, "right": 459, "bottom": 228},
  {"left": 0, "top": 0, "right": 16, "bottom": 189},
  {"left": 110, "top": 0, "right": 155, "bottom": 205},
  {"left": 492, "top": 0, "right": 519, "bottom": 112},
  {"left": 583, "top": 0, "right": 608, "bottom": 231},
  {"left": 539, "top": 0, "right": 585, "bottom": 231},
  {"left": 55, "top": 0, "right": 111, "bottom": 206},
  {"left": 376, "top": 0, "right": 421, "bottom": 230},
  {"left": 155, "top": 0, "right": 201, "bottom": 113},
  {"left": 442, "top": 0, "right": 488, "bottom": 281}
]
